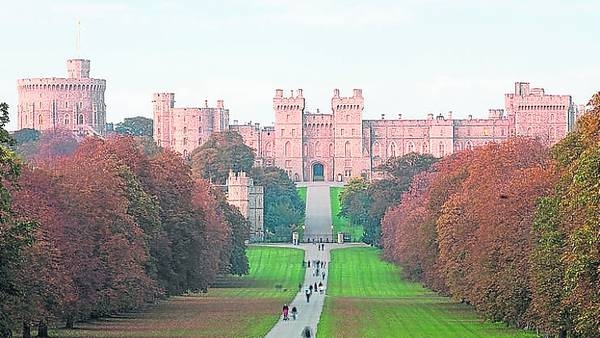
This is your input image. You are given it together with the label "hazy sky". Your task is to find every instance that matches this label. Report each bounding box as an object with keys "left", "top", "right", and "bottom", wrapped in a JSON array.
[{"left": 1, "top": 0, "right": 599, "bottom": 131}]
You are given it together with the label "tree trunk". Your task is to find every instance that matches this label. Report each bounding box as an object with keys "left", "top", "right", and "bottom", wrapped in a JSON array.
[
  {"left": 36, "top": 321, "right": 48, "bottom": 338},
  {"left": 558, "top": 329, "right": 567, "bottom": 338},
  {"left": 64, "top": 317, "right": 74, "bottom": 330},
  {"left": 22, "top": 322, "right": 31, "bottom": 338}
]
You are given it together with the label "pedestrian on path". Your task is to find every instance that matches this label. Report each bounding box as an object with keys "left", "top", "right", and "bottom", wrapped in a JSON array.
[
  {"left": 305, "top": 288, "right": 311, "bottom": 303},
  {"left": 291, "top": 306, "right": 297, "bottom": 320},
  {"left": 298, "top": 283, "right": 302, "bottom": 292},
  {"left": 322, "top": 271, "right": 326, "bottom": 280},
  {"left": 309, "top": 284, "right": 313, "bottom": 293},
  {"left": 314, "top": 282, "right": 318, "bottom": 292},
  {"left": 302, "top": 326, "right": 313, "bottom": 337},
  {"left": 282, "top": 304, "right": 289, "bottom": 321}
]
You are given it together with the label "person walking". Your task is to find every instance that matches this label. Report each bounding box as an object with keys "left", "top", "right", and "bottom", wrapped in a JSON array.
[
  {"left": 305, "top": 288, "right": 311, "bottom": 303},
  {"left": 309, "top": 284, "right": 313, "bottom": 293},
  {"left": 291, "top": 306, "right": 297, "bottom": 320},
  {"left": 314, "top": 282, "right": 318, "bottom": 293},
  {"left": 322, "top": 271, "right": 326, "bottom": 280},
  {"left": 298, "top": 282, "right": 302, "bottom": 292},
  {"left": 282, "top": 304, "right": 289, "bottom": 321}
]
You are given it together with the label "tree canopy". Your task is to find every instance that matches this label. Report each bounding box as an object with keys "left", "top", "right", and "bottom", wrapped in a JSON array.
[
  {"left": 190, "top": 130, "right": 255, "bottom": 184},
  {"left": 114, "top": 116, "right": 153, "bottom": 136}
]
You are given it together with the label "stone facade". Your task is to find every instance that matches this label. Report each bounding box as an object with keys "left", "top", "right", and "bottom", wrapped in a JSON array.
[
  {"left": 226, "top": 171, "right": 264, "bottom": 241},
  {"left": 152, "top": 93, "right": 229, "bottom": 157},
  {"left": 231, "top": 82, "right": 575, "bottom": 182},
  {"left": 17, "top": 59, "right": 106, "bottom": 135}
]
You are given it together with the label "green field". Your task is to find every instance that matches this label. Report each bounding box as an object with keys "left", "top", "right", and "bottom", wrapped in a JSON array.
[
  {"left": 330, "top": 186, "right": 364, "bottom": 241},
  {"left": 297, "top": 186, "right": 307, "bottom": 204},
  {"left": 53, "top": 246, "right": 304, "bottom": 338},
  {"left": 318, "top": 247, "right": 536, "bottom": 338}
]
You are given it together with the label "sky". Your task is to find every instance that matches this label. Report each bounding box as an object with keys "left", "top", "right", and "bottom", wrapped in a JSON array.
[{"left": 1, "top": 0, "right": 599, "bottom": 131}]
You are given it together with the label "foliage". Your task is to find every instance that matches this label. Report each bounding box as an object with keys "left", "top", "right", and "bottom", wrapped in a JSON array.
[
  {"left": 114, "top": 116, "right": 153, "bottom": 136},
  {"left": 340, "top": 153, "right": 437, "bottom": 245},
  {"left": 3, "top": 133, "right": 250, "bottom": 333},
  {"left": 11, "top": 128, "right": 40, "bottom": 145},
  {"left": 190, "top": 130, "right": 255, "bottom": 184},
  {"left": 251, "top": 166, "right": 305, "bottom": 241}
]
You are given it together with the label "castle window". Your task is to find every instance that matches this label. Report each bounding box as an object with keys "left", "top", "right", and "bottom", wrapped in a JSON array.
[
  {"left": 346, "top": 115, "right": 349, "bottom": 121},
  {"left": 550, "top": 114, "right": 555, "bottom": 123},
  {"left": 183, "top": 127, "right": 187, "bottom": 134},
  {"left": 157, "top": 128, "right": 161, "bottom": 134},
  {"left": 198, "top": 138, "right": 203, "bottom": 145},
  {"left": 352, "top": 129, "right": 356, "bottom": 136},
  {"left": 389, "top": 142, "right": 396, "bottom": 157},
  {"left": 199, "top": 116, "right": 202, "bottom": 122},
  {"left": 287, "top": 114, "right": 290, "bottom": 122},
  {"left": 284, "top": 141, "right": 291, "bottom": 156},
  {"left": 77, "top": 114, "right": 84, "bottom": 125},
  {"left": 281, "top": 129, "right": 285, "bottom": 137},
  {"left": 340, "top": 129, "right": 344, "bottom": 136},
  {"left": 439, "top": 142, "right": 445, "bottom": 157},
  {"left": 292, "top": 129, "right": 295, "bottom": 137},
  {"left": 315, "top": 141, "right": 321, "bottom": 157},
  {"left": 64, "top": 114, "right": 70, "bottom": 125},
  {"left": 183, "top": 138, "right": 188, "bottom": 146},
  {"left": 157, "top": 140, "right": 162, "bottom": 146},
  {"left": 373, "top": 141, "right": 381, "bottom": 157},
  {"left": 38, "top": 115, "right": 42, "bottom": 125},
  {"left": 344, "top": 142, "right": 351, "bottom": 157},
  {"left": 407, "top": 141, "right": 415, "bottom": 153},
  {"left": 465, "top": 141, "right": 473, "bottom": 150},
  {"left": 329, "top": 143, "right": 333, "bottom": 156},
  {"left": 198, "top": 126, "right": 202, "bottom": 133},
  {"left": 422, "top": 142, "right": 428, "bottom": 153}
]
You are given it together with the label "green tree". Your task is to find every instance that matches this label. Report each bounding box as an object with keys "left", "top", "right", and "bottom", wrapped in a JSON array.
[
  {"left": 190, "top": 131, "right": 255, "bottom": 184},
  {"left": 340, "top": 153, "right": 437, "bottom": 245},
  {"left": 251, "top": 166, "right": 305, "bottom": 241},
  {"left": 114, "top": 116, "right": 153, "bottom": 136}
]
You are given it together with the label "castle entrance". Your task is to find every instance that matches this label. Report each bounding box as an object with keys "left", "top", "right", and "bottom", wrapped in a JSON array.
[{"left": 312, "top": 163, "right": 324, "bottom": 181}]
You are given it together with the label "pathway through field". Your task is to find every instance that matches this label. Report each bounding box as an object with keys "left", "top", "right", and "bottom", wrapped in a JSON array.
[{"left": 264, "top": 243, "right": 365, "bottom": 338}]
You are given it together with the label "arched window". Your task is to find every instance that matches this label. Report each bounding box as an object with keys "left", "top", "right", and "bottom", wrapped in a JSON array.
[
  {"left": 407, "top": 141, "right": 415, "bottom": 153},
  {"left": 389, "top": 142, "right": 396, "bottom": 157},
  {"left": 284, "top": 141, "right": 291, "bottom": 157},
  {"left": 550, "top": 114, "right": 555, "bottom": 123},
  {"left": 329, "top": 143, "right": 333, "bottom": 157},
  {"left": 303, "top": 143, "right": 308, "bottom": 156},
  {"left": 439, "top": 142, "right": 445, "bottom": 157},
  {"left": 315, "top": 141, "right": 321, "bottom": 157},
  {"left": 264, "top": 142, "right": 272, "bottom": 157},
  {"left": 38, "top": 114, "right": 42, "bottom": 125},
  {"left": 373, "top": 141, "right": 381, "bottom": 157},
  {"left": 465, "top": 140, "right": 473, "bottom": 151},
  {"left": 198, "top": 126, "right": 202, "bottom": 133},
  {"left": 344, "top": 141, "right": 351, "bottom": 157},
  {"left": 64, "top": 114, "right": 70, "bottom": 125},
  {"left": 526, "top": 127, "right": 532, "bottom": 136},
  {"left": 549, "top": 127, "right": 556, "bottom": 139},
  {"left": 422, "top": 142, "right": 428, "bottom": 153},
  {"left": 77, "top": 114, "right": 84, "bottom": 125},
  {"left": 183, "top": 138, "right": 188, "bottom": 146},
  {"left": 183, "top": 149, "right": 188, "bottom": 157}
]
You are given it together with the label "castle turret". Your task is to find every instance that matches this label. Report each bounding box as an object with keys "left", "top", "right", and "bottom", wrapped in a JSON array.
[
  {"left": 273, "top": 89, "right": 305, "bottom": 181},
  {"left": 332, "top": 89, "right": 364, "bottom": 181},
  {"left": 67, "top": 59, "right": 91, "bottom": 78}
]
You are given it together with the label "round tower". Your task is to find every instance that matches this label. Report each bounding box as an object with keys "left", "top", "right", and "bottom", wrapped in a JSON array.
[{"left": 17, "top": 59, "right": 106, "bottom": 134}]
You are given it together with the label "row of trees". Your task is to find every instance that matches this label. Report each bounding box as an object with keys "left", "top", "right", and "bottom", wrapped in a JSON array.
[
  {"left": 382, "top": 94, "right": 600, "bottom": 337},
  {"left": 339, "top": 152, "right": 438, "bottom": 245},
  {"left": 0, "top": 108, "right": 250, "bottom": 337},
  {"left": 191, "top": 131, "right": 305, "bottom": 240}
]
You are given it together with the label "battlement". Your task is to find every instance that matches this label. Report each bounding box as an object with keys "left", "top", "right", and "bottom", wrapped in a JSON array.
[
  {"left": 273, "top": 89, "right": 305, "bottom": 111},
  {"left": 331, "top": 89, "right": 364, "bottom": 111},
  {"left": 226, "top": 170, "right": 253, "bottom": 186}
]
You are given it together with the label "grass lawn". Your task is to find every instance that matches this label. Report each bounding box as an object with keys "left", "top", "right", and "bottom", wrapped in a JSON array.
[
  {"left": 330, "top": 186, "right": 363, "bottom": 241},
  {"left": 297, "top": 186, "right": 307, "bottom": 204},
  {"left": 53, "top": 246, "right": 305, "bottom": 338},
  {"left": 318, "top": 247, "right": 536, "bottom": 338}
]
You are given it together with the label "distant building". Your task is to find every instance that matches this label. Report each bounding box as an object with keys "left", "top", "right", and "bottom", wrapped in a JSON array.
[
  {"left": 159, "top": 82, "right": 576, "bottom": 182},
  {"left": 152, "top": 93, "right": 229, "bottom": 157},
  {"left": 17, "top": 59, "right": 106, "bottom": 136},
  {"left": 226, "top": 171, "right": 264, "bottom": 242}
]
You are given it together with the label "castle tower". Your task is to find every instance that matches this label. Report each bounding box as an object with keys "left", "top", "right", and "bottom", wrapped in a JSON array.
[
  {"left": 332, "top": 89, "right": 365, "bottom": 181},
  {"left": 17, "top": 59, "right": 106, "bottom": 135},
  {"left": 226, "top": 171, "right": 264, "bottom": 241},
  {"left": 152, "top": 93, "right": 175, "bottom": 149},
  {"left": 273, "top": 89, "right": 305, "bottom": 181}
]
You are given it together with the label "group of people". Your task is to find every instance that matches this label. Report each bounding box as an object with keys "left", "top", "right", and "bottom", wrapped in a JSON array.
[
  {"left": 281, "top": 304, "right": 297, "bottom": 321},
  {"left": 315, "top": 243, "right": 326, "bottom": 251}
]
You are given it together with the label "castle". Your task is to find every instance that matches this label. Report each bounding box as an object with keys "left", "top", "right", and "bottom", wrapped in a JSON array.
[
  {"left": 156, "top": 83, "right": 576, "bottom": 182},
  {"left": 17, "top": 59, "right": 106, "bottom": 135}
]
